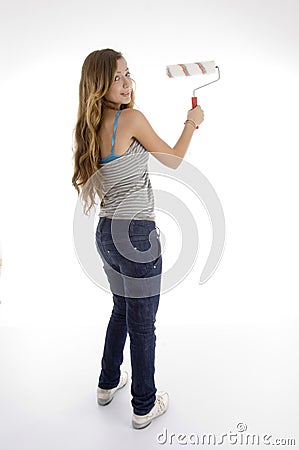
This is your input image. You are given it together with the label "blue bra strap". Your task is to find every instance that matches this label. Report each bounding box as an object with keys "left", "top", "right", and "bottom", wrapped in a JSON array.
[{"left": 111, "top": 110, "right": 122, "bottom": 154}]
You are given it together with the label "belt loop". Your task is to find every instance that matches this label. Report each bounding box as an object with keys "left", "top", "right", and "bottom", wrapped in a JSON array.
[{"left": 99, "top": 217, "right": 105, "bottom": 234}]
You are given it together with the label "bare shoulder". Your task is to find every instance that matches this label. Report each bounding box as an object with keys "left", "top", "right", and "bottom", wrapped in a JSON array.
[
  {"left": 120, "top": 108, "right": 178, "bottom": 168},
  {"left": 121, "top": 109, "right": 154, "bottom": 139},
  {"left": 120, "top": 108, "right": 146, "bottom": 125}
]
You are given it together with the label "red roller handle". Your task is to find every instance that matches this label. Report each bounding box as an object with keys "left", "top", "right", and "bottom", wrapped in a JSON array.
[{"left": 191, "top": 97, "right": 199, "bottom": 129}]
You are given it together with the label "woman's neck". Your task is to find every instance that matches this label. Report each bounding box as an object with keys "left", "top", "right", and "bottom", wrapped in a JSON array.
[{"left": 102, "top": 99, "right": 121, "bottom": 111}]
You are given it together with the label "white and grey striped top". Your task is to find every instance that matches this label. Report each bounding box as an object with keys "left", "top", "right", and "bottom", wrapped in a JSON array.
[{"left": 98, "top": 139, "right": 155, "bottom": 220}]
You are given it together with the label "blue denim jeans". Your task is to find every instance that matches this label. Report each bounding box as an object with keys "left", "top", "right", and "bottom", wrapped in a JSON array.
[{"left": 95, "top": 217, "right": 162, "bottom": 415}]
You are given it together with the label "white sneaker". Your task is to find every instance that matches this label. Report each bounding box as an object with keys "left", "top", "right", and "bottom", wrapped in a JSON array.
[
  {"left": 132, "top": 391, "right": 169, "bottom": 429},
  {"left": 97, "top": 371, "right": 128, "bottom": 406}
]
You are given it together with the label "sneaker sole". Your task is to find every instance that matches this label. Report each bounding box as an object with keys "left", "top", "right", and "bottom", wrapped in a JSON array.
[
  {"left": 97, "top": 396, "right": 114, "bottom": 406},
  {"left": 97, "top": 377, "right": 128, "bottom": 406},
  {"left": 132, "top": 400, "right": 168, "bottom": 429},
  {"left": 132, "top": 419, "right": 152, "bottom": 430}
]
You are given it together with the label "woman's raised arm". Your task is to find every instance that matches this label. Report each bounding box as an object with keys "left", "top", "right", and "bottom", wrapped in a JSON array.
[{"left": 124, "top": 107, "right": 204, "bottom": 169}]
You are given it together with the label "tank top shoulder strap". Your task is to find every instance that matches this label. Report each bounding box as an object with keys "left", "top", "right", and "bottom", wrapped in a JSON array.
[{"left": 111, "top": 110, "right": 122, "bottom": 154}]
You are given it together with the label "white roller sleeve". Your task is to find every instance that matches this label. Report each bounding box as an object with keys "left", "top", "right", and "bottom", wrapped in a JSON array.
[{"left": 166, "top": 61, "right": 216, "bottom": 78}]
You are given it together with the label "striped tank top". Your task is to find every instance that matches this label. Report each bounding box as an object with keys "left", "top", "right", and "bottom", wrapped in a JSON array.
[{"left": 98, "top": 110, "right": 155, "bottom": 220}]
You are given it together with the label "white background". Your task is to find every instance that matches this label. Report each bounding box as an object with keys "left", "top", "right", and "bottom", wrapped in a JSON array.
[{"left": 0, "top": 0, "right": 298, "bottom": 449}]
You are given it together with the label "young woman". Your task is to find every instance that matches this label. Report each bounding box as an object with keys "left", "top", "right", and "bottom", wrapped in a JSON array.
[{"left": 72, "top": 49, "right": 204, "bottom": 429}]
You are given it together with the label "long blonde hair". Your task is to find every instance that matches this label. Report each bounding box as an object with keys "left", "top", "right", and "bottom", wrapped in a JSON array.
[{"left": 72, "top": 49, "right": 135, "bottom": 214}]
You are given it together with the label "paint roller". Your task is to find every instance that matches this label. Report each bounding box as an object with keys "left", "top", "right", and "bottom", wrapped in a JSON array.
[{"left": 166, "top": 61, "right": 220, "bottom": 111}]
